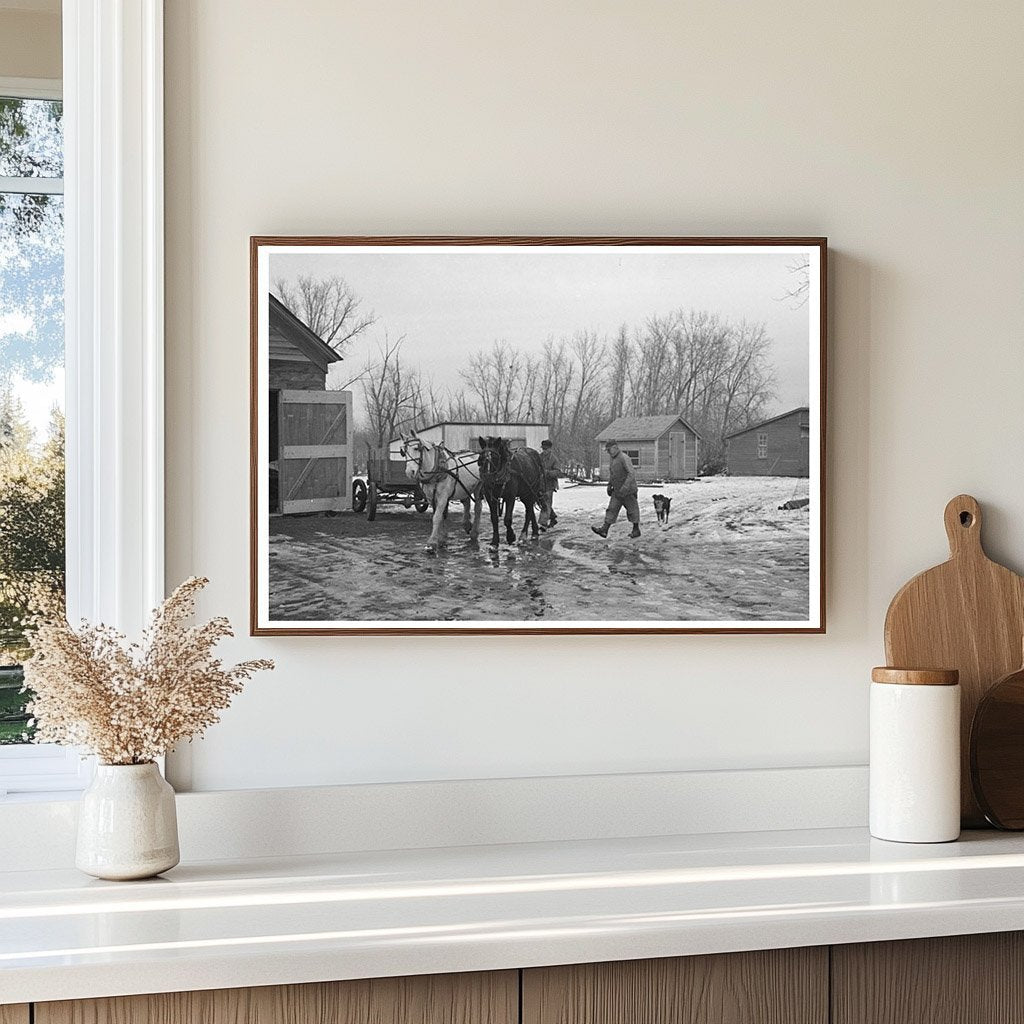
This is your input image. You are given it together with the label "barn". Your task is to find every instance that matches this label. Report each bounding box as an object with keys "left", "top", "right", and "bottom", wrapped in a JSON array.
[
  {"left": 595, "top": 414, "right": 701, "bottom": 482},
  {"left": 725, "top": 406, "right": 810, "bottom": 477},
  {"left": 389, "top": 421, "right": 551, "bottom": 457},
  {"left": 268, "top": 294, "right": 354, "bottom": 513}
]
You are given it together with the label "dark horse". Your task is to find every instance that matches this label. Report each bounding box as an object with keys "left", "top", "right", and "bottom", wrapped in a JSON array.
[{"left": 477, "top": 436, "right": 546, "bottom": 547}]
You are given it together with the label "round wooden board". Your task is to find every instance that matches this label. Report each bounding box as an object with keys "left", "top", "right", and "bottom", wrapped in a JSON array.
[{"left": 971, "top": 664, "right": 1024, "bottom": 829}]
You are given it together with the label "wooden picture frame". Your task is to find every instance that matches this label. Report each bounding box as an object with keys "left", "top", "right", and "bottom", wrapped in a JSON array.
[{"left": 250, "top": 236, "right": 827, "bottom": 635}]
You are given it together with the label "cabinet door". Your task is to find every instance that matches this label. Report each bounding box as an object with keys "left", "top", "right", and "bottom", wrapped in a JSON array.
[
  {"left": 523, "top": 948, "right": 828, "bottom": 1024},
  {"left": 832, "top": 932, "right": 1024, "bottom": 1024},
  {"left": 36, "top": 971, "right": 517, "bottom": 1024},
  {"left": 0, "top": 1007, "right": 29, "bottom": 1024}
]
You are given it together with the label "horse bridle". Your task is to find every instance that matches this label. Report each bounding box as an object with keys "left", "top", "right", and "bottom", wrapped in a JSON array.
[
  {"left": 478, "top": 444, "right": 512, "bottom": 487},
  {"left": 404, "top": 438, "right": 480, "bottom": 493},
  {"left": 402, "top": 438, "right": 438, "bottom": 481}
]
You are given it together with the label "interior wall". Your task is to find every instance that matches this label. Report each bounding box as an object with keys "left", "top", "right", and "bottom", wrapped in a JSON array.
[
  {"left": 0, "top": 8, "right": 61, "bottom": 80},
  {"left": 164, "top": 1, "right": 1024, "bottom": 792}
]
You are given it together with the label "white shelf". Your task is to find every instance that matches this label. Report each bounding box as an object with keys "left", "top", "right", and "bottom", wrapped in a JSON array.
[{"left": 5, "top": 826, "right": 1024, "bottom": 1004}]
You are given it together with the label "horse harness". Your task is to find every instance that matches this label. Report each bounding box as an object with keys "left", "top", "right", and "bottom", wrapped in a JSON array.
[
  {"left": 478, "top": 446, "right": 513, "bottom": 492},
  {"left": 406, "top": 440, "right": 480, "bottom": 502},
  {"left": 479, "top": 444, "right": 546, "bottom": 509}
]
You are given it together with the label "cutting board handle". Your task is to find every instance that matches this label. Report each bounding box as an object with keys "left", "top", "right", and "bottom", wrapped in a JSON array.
[{"left": 944, "top": 494, "right": 983, "bottom": 558}]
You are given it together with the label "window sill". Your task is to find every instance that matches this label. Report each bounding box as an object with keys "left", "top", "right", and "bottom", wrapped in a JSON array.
[
  {"left": 0, "top": 789, "right": 85, "bottom": 804},
  {"left": 0, "top": 745, "right": 94, "bottom": 799}
]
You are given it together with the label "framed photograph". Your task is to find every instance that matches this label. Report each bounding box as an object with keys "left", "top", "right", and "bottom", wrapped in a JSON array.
[{"left": 250, "top": 236, "right": 826, "bottom": 635}]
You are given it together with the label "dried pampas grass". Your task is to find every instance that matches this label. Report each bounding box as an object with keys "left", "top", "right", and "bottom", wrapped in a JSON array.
[{"left": 23, "top": 577, "right": 273, "bottom": 765}]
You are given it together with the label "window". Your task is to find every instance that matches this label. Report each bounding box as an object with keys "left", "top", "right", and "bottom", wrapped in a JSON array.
[
  {"left": 757, "top": 432, "right": 768, "bottom": 459},
  {"left": 0, "top": 82, "right": 86, "bottom": 796},
  {"left": 0, "top": 87, "right": 64, "bottom": 748},
  {"left": 1, "top": 10, "right": 166, "bottom": 797},
  {"left": 618, "top": 446, "right": 658, "bottom": 472}
]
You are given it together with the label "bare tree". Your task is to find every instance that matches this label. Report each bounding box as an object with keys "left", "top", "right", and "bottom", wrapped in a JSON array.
[
  {"left": 459, "top": 340, "right": 536, "bottom": 421},
  {"left": 715, "top": 321, "right": 771, "bottom": 432},
  {"left": 563, "top": 331, "right": 606, "bottom": 463},
  {"left": 584, "top": 308, "right": 777, "bottom": 472},
  {"left": 360, "top": 334, "right": 423, "bottom": 447},
  {"left": 625, "top": 318, "right": 676, "bottom": 416},
  {"left": 535, "top": 338, "right": 575, "bottom": 432},
  {"left": 606, "top": 325, "right": 631, "bottom": 420},
  {"left": 445, "top": 389, "right": 482, "bottom": 422},
  {"left": 409, "top": 379, "right": 448, "bottom": 429},
  {"left": 668, "top": 310, "right": 731, "bottom": 421},
  {"left": 392, "top": 303, "right": 779, "bottom": 478},
  {"left": 780, "top": 256, "right": 810, "bottom": 308},
  {"left": 274, "top": 274, "right": 376, "bottom": 354}
]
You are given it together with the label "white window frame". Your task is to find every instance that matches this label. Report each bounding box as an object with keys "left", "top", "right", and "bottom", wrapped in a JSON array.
[
  {"left": 0, "top": 77, "right": 64, "bottom": 193},
  {"left": 757, "top": 432, "right": 768, "bottom": 459},
  {"left": 0, "top": 0, "right": 164, "bottom": 797}
]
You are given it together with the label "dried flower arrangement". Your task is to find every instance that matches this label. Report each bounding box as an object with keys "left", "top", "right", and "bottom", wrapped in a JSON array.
[{"left": 23, "top": 577, "right": 273, "bottom": 765}]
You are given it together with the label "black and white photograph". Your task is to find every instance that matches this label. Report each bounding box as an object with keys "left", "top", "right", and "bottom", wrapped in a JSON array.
[{"left": 251, "top": 238, "right": 825, "bottom": 634}]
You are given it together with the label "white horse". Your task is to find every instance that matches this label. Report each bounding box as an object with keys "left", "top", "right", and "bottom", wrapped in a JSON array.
[{"left": 401, "top": 432, "right": 484, "bottom": 552}]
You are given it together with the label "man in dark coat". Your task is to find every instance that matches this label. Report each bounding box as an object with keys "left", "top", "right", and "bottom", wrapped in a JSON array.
[
  {"left": 539, "top": 438, "right": 560, "bottom": 528},
  {"left": 592, "top": 440, "right": 640, "bottom": 539}
]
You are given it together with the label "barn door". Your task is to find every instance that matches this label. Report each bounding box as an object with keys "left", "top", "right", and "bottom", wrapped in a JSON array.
[
  {"left": 278, "top": 390, "right": 351, "bottom": 514},
  {"left": 669, "top": 433, "right": 686, "bottom": 478}
]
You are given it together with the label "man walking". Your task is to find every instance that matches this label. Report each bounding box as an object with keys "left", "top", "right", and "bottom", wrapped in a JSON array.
[
  {"left": 592, "top": 440, "right": 640, "bottom": 539},
  {"left": 539, "top": 438, "right": 560, "bottom": 528}
]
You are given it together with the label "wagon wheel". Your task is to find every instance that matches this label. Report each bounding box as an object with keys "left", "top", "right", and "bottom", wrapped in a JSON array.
[
  {"left": 414, "top": 488, "right": 430, "bottom": 514},
  {"left": 367, "top": 481, "right": 379, "bottom": 521},
  {"left": 351, "top": 478, "right": 368, "bottom": 514}
]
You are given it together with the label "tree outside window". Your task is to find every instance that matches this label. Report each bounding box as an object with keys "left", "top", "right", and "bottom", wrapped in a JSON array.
[{"left": 0, "top": 94, "right": 65, "bottom": 744}]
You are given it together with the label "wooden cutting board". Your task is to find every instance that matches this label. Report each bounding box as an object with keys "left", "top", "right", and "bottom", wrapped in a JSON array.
[{"left": 884, "top": 494, "right": 1024, "bottom": 826}]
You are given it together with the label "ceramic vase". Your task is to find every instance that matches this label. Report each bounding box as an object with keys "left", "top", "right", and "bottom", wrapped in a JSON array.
[{"left": 76, "top": 762, "right": 180, "bottom": 880}]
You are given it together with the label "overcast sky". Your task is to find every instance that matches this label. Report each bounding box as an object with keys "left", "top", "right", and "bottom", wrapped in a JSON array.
[{"left": 270, "top": 247, "right": 813, "bottom": 412}]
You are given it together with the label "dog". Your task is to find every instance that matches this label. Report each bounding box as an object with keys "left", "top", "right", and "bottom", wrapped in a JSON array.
[{"left": 653, "top": 494, "right": 672, "bottom": 523}]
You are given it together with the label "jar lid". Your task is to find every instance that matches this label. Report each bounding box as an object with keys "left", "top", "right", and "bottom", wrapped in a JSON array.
[{"left": 871, "top": 667, "right": 959, "bottom": 686}]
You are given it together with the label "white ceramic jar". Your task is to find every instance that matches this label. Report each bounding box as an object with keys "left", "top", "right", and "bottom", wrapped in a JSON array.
[
  {"left": 76, "top": 762, "right": 180, "bottom": 880},
  {"left": 870, "top": 667, "right": 961, "bottom": 843}
]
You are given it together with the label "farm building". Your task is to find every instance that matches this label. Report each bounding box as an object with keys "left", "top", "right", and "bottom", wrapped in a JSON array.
[
  {"left": 725, "top": 406, "right": 810, "bottom": 477},
  {"left": 388, "top": 421, "right": 551, "bottom": 457},
  {"left": 595, "top": 414, "right": 701, "bottom": 482},
  {"left": 268, "top": 294, "right": 354, "bottom": 513}
]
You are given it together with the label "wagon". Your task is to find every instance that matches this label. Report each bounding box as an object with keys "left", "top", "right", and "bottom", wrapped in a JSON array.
[{"left": 351, "top": 446, "right": 430, "bottom": 521}]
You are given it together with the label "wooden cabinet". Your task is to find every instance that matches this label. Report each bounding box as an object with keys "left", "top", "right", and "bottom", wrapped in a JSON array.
[
  {"left": 13, "top": 933, "right": 1024, "bottom": 1024},
  {"left": 832, "top": 932, "right": 1024, "bottom": 1024},
  {"left": 522, "top": 948, "right": 828, "bottom": 1024},
  {"left": 34, "top": 972, "right": 517, "bottom": 1024}
]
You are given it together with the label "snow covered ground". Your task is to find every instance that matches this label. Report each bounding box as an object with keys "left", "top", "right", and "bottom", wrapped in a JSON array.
[{"left": 267, "top": 475, "right": 812, "bottom": 625}]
